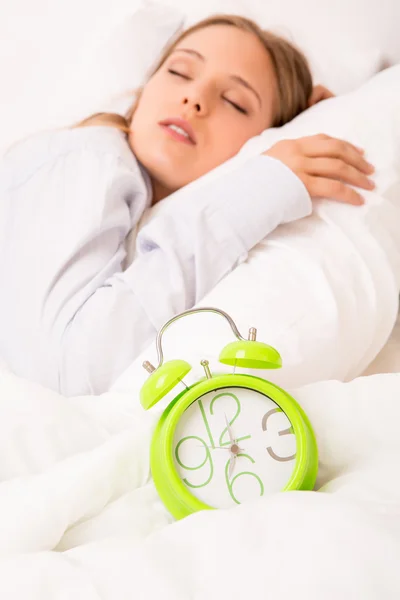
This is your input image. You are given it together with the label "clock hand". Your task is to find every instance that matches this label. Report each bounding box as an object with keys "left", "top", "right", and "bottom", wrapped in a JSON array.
[
  {"left": 197, "top": 445, "right": 229, "bottom": 450},
  {"left": 229, "top": 455, "right": 236, "bottom": 479},
  {"left": 224, "top": 413, "right": 236, "bottom": 444},
  {"left": 198, "top": 445, "right": 246, "bottom": 455},
  {"left": 228, "top": 440, "right": 247, "bottom": 478},
  {"left": 224, "top": 413, "right": 246, "bottom": 451}
]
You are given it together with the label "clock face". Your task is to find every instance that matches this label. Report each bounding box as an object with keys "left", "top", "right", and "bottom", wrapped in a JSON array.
[{"left": 172, "top": 386, "right": 297, "bottom": 509}]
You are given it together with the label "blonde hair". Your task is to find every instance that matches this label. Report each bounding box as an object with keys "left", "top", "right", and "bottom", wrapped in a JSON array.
[{"left": 74, "top": 14, "right": 313, "bottom": 132}]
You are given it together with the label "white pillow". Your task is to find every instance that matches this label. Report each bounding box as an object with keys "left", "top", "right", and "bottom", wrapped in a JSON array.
[
  {"left": 0, "top": 1, "right": 183, "bottom": 157},
  {"left": 47, "top": 2, "right": 186, "bottom": 126},
  {"left": 112, "top": 65, "right": 400, "bottom": 397},
  {"left": 158, "top": 0, "right": 392, "bottom": 94},
  {"left": 2, "top": 0, "right": 398, "bottom": 156},
  {"left": 62, "top": 0, "right": 400, "bottom": 122},
  {"left": 33, "top": 0, "right": 396, "bottom": 130}
]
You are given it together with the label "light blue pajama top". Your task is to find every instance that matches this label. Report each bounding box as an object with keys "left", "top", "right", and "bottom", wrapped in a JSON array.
[{"left": 0, "top": 126, "right": 311, "bottom": 395}]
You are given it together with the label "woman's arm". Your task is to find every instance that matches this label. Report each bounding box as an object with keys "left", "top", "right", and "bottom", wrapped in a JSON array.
[
  {"left": 2, "top": 126, "right": 373, "bottom": 397},
  {"left": 2, "top": 128, "right": 312, "bottom": 396},
  {"left": 57, "top": 151, "right": 311, "bottom": 396},
  {"left": 0, "top": 126, "right": 311, "bottom": 395}
]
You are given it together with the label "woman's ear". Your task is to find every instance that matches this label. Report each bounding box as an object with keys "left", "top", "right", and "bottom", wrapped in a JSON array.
[{"left": 308, "top": 85, "right": 335, "bottom": 108}]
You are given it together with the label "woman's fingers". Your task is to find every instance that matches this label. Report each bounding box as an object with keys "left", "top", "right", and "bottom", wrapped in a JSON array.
[
  {"left": 304, "top": 157, "right": 375, "bottom": 191},
  {"left": 300, "top": 135, "right": 374, "bottom": 174},
  {"left": 300, "top": 134, "right": 363, "bottom": 157},
  {"left": 262, "top": 134, "right": 376, "bottom": 207},
  {"left": 304, "top": 175, "right": 365, "bottom": 205}
]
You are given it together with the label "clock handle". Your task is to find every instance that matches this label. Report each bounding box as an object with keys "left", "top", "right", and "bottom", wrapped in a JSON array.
[{"left": 146, "top": 307, "right": 248, "bottom": 372}]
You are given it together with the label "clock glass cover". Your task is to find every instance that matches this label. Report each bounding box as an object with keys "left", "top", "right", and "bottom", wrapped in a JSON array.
[{"left": 173, "top": 386, "right": 297, "bottom": 508}]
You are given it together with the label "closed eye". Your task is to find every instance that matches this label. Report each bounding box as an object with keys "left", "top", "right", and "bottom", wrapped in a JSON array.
[
  {"left": 168, "top": 69, "right": 190, "bottom": 80},
  {"left": 225, "top": 98, "right": 248, "bottom": 115},
  {"left": 168, "top": 68, "right": 247, "bottom": 114}
]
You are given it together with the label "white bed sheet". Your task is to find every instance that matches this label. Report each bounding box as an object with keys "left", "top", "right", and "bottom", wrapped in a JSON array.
[{"left": 0, "top": 356, "right": 400, "bottom": 598}]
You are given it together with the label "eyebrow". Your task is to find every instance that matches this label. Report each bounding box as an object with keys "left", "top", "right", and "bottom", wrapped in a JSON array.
[{"left": 171, "top": 48, "right": 262, "bottom": 107}]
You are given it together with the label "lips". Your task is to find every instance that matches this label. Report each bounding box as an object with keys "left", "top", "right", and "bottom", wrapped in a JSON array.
[{"left": 158, "top": 117, "right": 197, "bottom": 145}]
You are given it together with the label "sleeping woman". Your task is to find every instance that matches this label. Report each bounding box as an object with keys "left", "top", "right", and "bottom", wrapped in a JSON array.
[{"left": 0, "top": 14, "right": 375, "bottom": 395}]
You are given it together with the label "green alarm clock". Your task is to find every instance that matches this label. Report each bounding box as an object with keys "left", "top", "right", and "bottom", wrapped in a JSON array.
[{"left": 140, "top": 307, "right": 318, "bottom": 520}]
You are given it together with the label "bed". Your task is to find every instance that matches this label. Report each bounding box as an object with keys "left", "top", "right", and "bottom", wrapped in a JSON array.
[
  {"left": 0, "top": 319, "right": 400, "bottom": 598},
  {"left": 1, "top": 0, "right": 400, "bottom": 597}
]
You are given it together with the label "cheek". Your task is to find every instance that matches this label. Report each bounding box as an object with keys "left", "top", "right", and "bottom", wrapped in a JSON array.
[
  {"left": 206, "top": 116, "right": 260, "bottom": 162},
  {"left": 131, "top": 73, "right": 170, "bottom": 127},
  {"left": 132, "top": 89, "right": 158, "bottom": 127}
]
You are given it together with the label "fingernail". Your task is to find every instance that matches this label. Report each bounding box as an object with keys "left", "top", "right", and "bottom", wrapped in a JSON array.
[
  {"left": 368, "top": 178, "right": 375, "bottom": 189},
  {"left": 367, "top": 163, "right": 375, "bottom": 173},
  {"left": 357, "top": 146, "right": 366, "bottom": 154}
]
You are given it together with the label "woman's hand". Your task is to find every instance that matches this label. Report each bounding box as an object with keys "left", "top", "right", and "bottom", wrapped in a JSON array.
[
  {"left": 263, "top": 134, "right": 375, "bottom": 206},
  {"left": 308, "top": 85, "right": 335, "bottom": 107}
]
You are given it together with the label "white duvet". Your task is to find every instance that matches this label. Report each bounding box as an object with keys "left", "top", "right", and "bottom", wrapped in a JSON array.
[{"left": 0, "top": 364, "right": 400, "bottom": 599}]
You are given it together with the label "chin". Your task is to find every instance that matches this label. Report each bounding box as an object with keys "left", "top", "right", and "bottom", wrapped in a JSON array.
[
  {"left": 146, "top": 158, "right": 194, "bottom": 191},
  {"left": 133, "top": 142, "right": 204, "bottom": 193}
]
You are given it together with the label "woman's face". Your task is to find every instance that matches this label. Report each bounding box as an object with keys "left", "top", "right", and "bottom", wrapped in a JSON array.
[{"left": 129, "top": 24, "right": 278, "bottom": 202}]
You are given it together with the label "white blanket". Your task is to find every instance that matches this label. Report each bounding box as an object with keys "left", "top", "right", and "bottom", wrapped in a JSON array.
[{"left": 1, "top": 365, "right": 400, "bottom": 599}]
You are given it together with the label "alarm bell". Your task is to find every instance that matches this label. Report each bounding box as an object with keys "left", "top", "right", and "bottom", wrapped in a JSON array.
[
  {"left": 219, "top": 324, "right": 281, "bottom": 369},
  {"left": 219, "top": 339, "right": 282, "bottom": 369},
  {"left": 140, "top": 359, "right": 191, "bottom": 410},
  {"left": 140, "top": 307, "right": 282, "bottom": 410}
]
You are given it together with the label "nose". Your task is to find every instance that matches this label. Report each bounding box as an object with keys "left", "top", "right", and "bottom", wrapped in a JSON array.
[
  {"left": 181, "top": 79, "right": 216, "bottom": 116},
  {"left": 182, "top": 97, "right": 202, "bottom": 114}
]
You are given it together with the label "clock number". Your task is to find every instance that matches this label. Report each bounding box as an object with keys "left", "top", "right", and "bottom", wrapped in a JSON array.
[
  {"left": 198, "top": 399, "right": 215, "bottom": 449},
  {"left": 225, "top": 454, "right": 264, "bottom": 504},
  {"left": 175, "top": 436, "right": 214, "bottom": 488},
  {"left": 262, "top": 408, "right": 296, "bottom": 462},
  {"left": 210, "top": 392, "right": 251, "bottom": 447}
]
